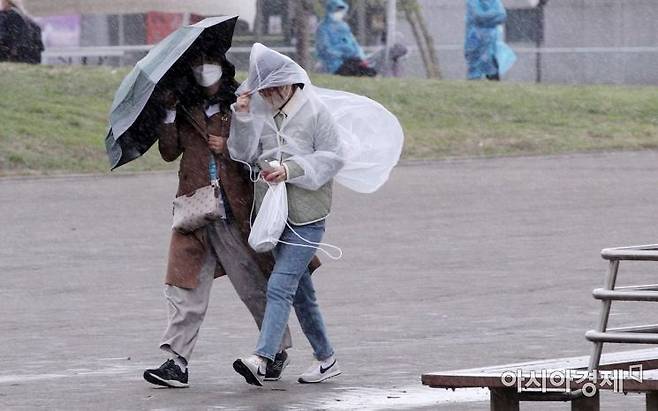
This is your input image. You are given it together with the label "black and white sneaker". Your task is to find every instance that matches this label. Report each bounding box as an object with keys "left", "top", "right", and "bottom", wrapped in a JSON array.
[
  {"left": 298, "top": 355, "right": 342, "bottom": 383},
  {"left": 265, "top": 350, "right": 290, "bottom": 381},
  {"left": 143, "top": 359, "right": 189, "bottom": 388},
  {"left": 233, "top": 355, "right": 266, "bottom": 386}
]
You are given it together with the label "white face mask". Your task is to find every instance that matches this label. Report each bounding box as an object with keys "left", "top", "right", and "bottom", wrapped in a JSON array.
[
  {"left": 193, "top": 64, "right": 222, "bottom": 87},
  {"left": 331, "top": 10, "right": 346, "bottom": 21}
]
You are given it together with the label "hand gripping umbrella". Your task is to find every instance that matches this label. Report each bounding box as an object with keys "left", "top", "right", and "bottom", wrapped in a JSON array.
[{"left": 104, "top": 16, "right": 237, "bottom": 170}]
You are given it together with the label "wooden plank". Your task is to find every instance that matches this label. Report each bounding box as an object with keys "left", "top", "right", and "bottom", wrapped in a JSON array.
[
  {"left": 426, "top": 348, "right": 658, "bottom": 376},
  {"left": 620, "top": 369, "right": 658, "bottom": 392},
  {"left": 423, "top": 369, "right": 658, "bottom": 392}
]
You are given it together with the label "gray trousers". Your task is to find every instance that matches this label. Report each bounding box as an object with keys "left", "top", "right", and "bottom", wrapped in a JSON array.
[{"left": 159, "top": 219, "right": 292, "bottom": 362}]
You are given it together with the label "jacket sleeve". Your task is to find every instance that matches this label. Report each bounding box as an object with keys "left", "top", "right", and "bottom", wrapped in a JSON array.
[
  {"left": 283, "top": 159, "right": 305, "bottom": 180},
  {"left": 227, "top": 107, "right": 260, "bottom": 164},
  {"left": 285, "top": 107, "right": 345, "bottom": 191},
  {"left": 157, "top": 120, "right": 182, "bottom": 162}
]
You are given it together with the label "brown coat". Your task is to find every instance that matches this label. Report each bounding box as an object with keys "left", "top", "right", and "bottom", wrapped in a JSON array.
[{"left": 158, "top": 103, "right": 319, "bottom": 288}]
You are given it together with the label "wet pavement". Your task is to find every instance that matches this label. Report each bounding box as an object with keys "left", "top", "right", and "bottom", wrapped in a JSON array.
[{"left": 3, "top": 151, "right": 658, "bottom": 410}]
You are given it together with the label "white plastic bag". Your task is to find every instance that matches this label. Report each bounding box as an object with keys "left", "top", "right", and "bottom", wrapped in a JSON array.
[{"left": 248, "top": 182, "right": 288, "bottom": 252}]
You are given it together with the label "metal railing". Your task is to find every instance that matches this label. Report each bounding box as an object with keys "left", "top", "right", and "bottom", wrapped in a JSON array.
[
  {"left": 41, "top": 44, "right": 297, "bottom": 62},
  {"left": 586, "top": 244, "right": 658, "bottom": 373}
]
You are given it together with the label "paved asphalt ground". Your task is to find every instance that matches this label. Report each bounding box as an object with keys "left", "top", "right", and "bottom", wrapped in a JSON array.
[{"left": 3, "top": 151, "right": 658, "bottom": 410}]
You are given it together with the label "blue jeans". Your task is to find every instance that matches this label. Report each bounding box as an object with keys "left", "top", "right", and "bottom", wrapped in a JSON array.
[{"left": 255, "top": 220, "right": 335, "bottom": 362}]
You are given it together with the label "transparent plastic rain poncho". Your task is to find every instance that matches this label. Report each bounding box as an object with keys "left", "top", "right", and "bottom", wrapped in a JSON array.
[{"left": 228, "top": 43, "right": 404, "bottom": 194}]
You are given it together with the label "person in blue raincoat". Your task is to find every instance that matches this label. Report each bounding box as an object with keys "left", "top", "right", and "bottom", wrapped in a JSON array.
[
  {"left": 464, "top": 0, "right": 516, "bottom": 80},
  {"left": 316, "top": 0, "right": 376, "bottom": 77}
]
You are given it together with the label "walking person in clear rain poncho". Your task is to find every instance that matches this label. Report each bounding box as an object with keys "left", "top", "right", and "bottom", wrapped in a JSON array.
[{"left": 228, "top": 43, "right": 404, "bottom": 386}]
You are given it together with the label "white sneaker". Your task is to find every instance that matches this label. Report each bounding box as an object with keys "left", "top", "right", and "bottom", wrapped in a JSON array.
[
  {"left": 298, "top": 355, "right": 342, "bottom": 383},
  {"left": 233, "top": 355, "right": 266, "bottom": 386}
]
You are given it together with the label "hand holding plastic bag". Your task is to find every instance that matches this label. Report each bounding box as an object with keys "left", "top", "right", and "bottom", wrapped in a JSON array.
[
  {"left": 248, "top": 182, "right": 288, "bottom": 252},
  {"left": 249, "top": 180, "right": 343, "bottom": 259}
]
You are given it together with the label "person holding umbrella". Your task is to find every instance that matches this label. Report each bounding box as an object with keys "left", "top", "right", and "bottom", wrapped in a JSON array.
[
  {"left": 143, "top": 47, "right": 301, "bottom": 389},
  {"left": 104, "top": 17, "right": 319, "bottom": 389}
]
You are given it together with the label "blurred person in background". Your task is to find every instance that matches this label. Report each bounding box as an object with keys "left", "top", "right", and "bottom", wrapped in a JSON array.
[
  {"left": 365, "top": 30, "right": 408, "bottom": 78},
  {"left": 316, "top": 0, "right": 376, "bottom": 77},
  {"left": 464, "top": 0, "right": 516, "bottom": 81},
  {"left": 0, "top": 0, "right": 43, "bottom": 63}
]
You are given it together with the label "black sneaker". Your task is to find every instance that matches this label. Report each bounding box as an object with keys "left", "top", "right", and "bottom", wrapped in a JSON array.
[
  {"left": 232, "top": 355, "right": 266, "bottom": 387},
  {"left": 143, "top": 359, "right": 189, "bottom": 388},
  {"left": 265, "top": 350, "right": 290, "bottom": 381}
]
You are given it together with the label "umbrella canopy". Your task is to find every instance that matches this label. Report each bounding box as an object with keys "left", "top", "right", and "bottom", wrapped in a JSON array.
[{"left": 105, "top": 15, "right": 237, "bottom": 170}]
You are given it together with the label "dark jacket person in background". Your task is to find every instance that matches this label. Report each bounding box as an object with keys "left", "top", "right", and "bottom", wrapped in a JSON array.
[{"left": 0, "top": 0, "right": 43, "bottom": 64}]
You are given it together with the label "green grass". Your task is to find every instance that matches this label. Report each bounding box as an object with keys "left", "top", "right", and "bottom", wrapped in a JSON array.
[{"left": 1, "top": 63, "right": 658, "bottom": 176}]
